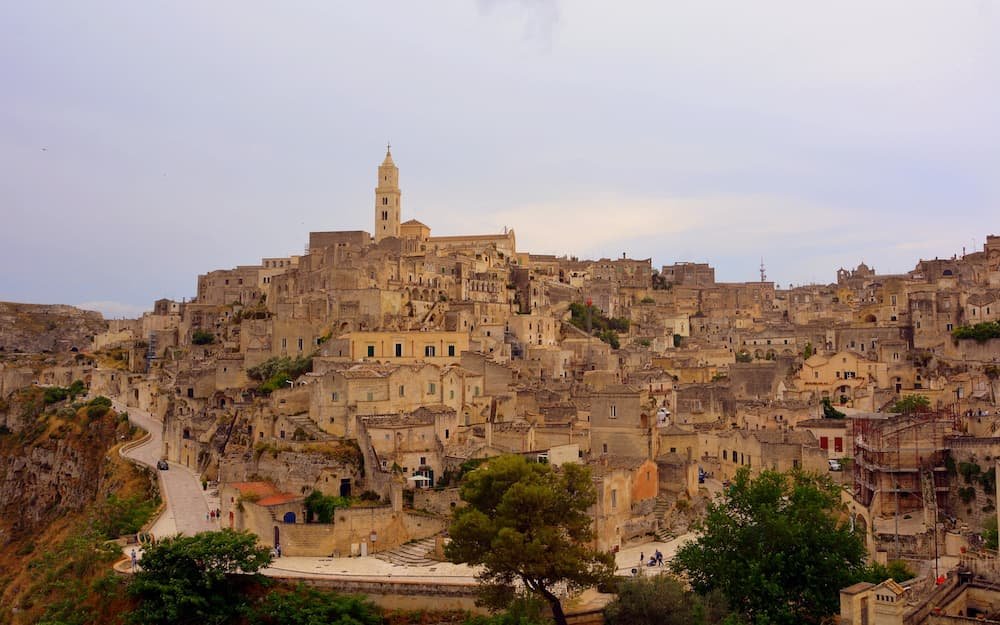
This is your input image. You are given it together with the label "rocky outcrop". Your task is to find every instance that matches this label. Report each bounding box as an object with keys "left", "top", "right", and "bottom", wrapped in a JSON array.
[
  {"left": 0, "top": 302, "right": 106, "bottom": 354},
  {"left": 0, "top": 398, "right": 122, "bottom": 538}
]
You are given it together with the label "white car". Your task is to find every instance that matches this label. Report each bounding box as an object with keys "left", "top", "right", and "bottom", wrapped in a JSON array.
[{"left": 828, "top": 459, "right": 842, "bottom": 472}]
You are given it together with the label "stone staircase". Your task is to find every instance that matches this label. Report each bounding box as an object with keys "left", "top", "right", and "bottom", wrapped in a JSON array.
[
  {"left": 285, "top": 413, "right": 334, "bottom": 442},
  {"left": 653, "top": 495, "right": 673, "bottom": 542},
  {"left": 372, "top": 536, "right": 438, "bottom": 567}
]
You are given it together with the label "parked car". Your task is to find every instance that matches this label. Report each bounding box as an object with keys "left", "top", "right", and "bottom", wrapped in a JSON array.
[
  {"left": 156, "top": 459, "right": 169, "bottom": 470},
  {"left": 828, "top": 459, "right": 842, "bottom": 472}
]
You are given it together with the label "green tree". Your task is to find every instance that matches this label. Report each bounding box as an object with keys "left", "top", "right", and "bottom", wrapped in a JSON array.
[
  {"left": 248, "top": 584, "right": 382, "bottom": 625},
  {"left": 128, "top": 529, "right": 272, "bottom": 625},
  {"left": 304, "top": 490, "right": 349, "bottom": 523},
  {"left": 891, "top": 395, "right": 931, "bottom": 414},
  {"left": 445, "top": 455, "right": 615, "bottom": 625},
  {"left": 802, "top": 342, "right": 813, "bottom": 359},
  {"left": 672, "top": 468, "right": 866, "bottom": 625},
  {"left": 604, "top": 575, "right": 731, "bottom": 625}
]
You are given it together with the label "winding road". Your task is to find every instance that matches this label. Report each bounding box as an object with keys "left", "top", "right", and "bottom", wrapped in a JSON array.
[{"left": 115, "top": 401, "right": 219, "bottom": 537}]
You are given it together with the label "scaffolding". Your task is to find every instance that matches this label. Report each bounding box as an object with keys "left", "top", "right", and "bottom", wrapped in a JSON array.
[
  {"left": 852, "top": 411, "right": 958, "bottom": 517},
  {"left": 146, "top": 331, "right": 157, "bottom": 373}
]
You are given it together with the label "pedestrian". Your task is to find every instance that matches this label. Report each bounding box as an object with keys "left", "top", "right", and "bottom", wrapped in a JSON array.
[
  {"left": 655, "top": 550, "right": 663, "bottom": 566},
  {"left": 276, "top": 544, "right": 281, "bottom": 557},
  {"left": 130, "top": 549, "right": 137, "bottom": 571},
  {"left": 206, "top": 512, "right": 210, "bottom": 521},
  {"left": 639, "top": 552, "right": 644, "bottom": 567},
  {"left": 216, "top": 507, "right": 221, "bottom": 518}
]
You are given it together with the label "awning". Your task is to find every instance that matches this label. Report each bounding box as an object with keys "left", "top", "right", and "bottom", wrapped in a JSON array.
[{"left": 407, "top": 475, "right": 432, "bottom": 482}]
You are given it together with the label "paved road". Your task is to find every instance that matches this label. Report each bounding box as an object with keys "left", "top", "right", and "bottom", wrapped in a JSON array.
[{"left": 115, "top": 401, "right": 219, "bottom": 537}]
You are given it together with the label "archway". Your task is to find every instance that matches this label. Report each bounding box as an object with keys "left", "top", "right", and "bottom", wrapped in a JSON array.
[
  {"left": 282, "top": 511, "right": 296, "bottom": 524},
  {"left": 273, "top": 526, "right": 280, "bottom": 547},
  {"left": 864, "top": 314, "right": 877, "bottom": 323}
]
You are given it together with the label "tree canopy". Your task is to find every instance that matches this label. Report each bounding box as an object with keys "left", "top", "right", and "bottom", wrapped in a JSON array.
[
  {"left": 671, "top": 468, "right": 866, "bottom": 625},
  {"left": 445, "top": 455, "right": 615, "bottom": 625},
  {"left": 128, "top": 529, "right": 272, "bottom": 625}
]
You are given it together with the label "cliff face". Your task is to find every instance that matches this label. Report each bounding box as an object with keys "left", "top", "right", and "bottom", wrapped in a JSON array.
[
  {"left": 0, "top": 302, "right": 106, "bottom": 353},
  {"left": 0, "top": 389, "right": 123, "bottom": 538}
]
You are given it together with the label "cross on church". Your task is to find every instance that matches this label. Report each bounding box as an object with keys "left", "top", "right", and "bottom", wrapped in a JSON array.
[{"left": 386, "top": 141, "right": 391, "bottom": 152}]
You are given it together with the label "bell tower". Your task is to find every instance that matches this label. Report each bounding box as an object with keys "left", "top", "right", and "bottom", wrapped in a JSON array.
[{"left": 374, "top": 144, "right": 401, "bottom": 242}]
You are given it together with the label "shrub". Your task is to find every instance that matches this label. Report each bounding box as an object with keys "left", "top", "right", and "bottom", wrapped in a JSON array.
[
  {"left": 953, "top": 321, "right": 1000, "bottom": 343},
  {"left": 191, "top": 329, "right": 215, "bottom": 345},
  {"left": 248, "top": 584, "right": 381, "bottom": 625}
]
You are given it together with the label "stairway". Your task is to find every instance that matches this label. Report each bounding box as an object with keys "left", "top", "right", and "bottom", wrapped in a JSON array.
[
  {"left": 372, "top": 536, "right": 438, "bottom": 567},
  {"left": 653, "top": 495, "right": 673, "bottom": 542},
  {"left": 285, "top": 413, "right": 334, "bottom": 442}
]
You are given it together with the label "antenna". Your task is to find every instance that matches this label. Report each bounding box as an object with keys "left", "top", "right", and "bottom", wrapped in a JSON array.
[{"left": 759, "top": 257, "right": 766, "bottom": 283}]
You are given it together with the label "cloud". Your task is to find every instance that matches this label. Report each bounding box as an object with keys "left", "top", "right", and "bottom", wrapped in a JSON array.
[{"left": 76, "top": 300, "right": 149, "bottom": 319}]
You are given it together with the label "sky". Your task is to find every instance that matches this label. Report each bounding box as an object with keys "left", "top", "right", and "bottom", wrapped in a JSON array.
[{"left": 1, "top": 1, "right": 998, "bottom": 318}]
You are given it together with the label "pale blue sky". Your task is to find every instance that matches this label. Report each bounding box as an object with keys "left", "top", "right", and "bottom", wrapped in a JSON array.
[{"left": 1, "top": 1, "right": 997, "bottom": 317}]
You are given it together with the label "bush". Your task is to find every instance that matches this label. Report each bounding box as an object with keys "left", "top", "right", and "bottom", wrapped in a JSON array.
[
  {"left": 953, "top": 321, "right": 1000, "bottom": 343},
  {"left": 892, "top": 395, "right": 931, "bottom": 414},
  {"left": 248, "top": 584, "right": 381, "bottom": 625},
  {"left": 191, "top": 329, "right": 215, "bottom": 345},
  {"left": 822, "top": 397, "right": 846, "bottom": 419},
  {"left": 249, "top": 356, "right": 313, "bottom": 394},
  {"left": 86, "top": 395, "right": 113, "bottom": 420},
  {"left": 93, "top": 494, "right": 158, "bottom": 539},
  {"left": 304, "top": 490, "right": 349, "bottom": 523}
]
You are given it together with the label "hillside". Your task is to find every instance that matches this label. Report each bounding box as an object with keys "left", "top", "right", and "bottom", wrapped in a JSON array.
[{"left": 0, "top": 301, "right": 106, "bottom": 354}]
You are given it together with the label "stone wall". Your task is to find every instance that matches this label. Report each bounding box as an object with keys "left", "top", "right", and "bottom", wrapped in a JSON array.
[{"left": 413, "top": 487, "right": 462, "bottom": 516}]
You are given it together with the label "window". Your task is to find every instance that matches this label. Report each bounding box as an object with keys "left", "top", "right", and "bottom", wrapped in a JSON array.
[
  {"left": 792, "top": 459, "right": 800, "bottom": 469},
  {"left": 448, "top": 344, "right": 456, "bottom": 357},
  {"left": 366, "top": 391, "right": 373, "bottom": 401},
  {"left": 474, "top": 386, "right": 480, "bottom": 396},
  {"left": 424, "top": 345, "right": 436, "bottom": 357},
  {"left": 835, "top": 437, "right": 843, "bottom": 452},
  {"left": 395, "top": 343, "right": 403, "bottom": 357},
  {"left": 610, "top": 404, "right": 617, "bottom": 418},
  {"left": 366, "top": 345, "right": 375, "bottom": 358},
  {"left": 331, "top": 392, "right": 339, "bottom": 401},
  {"left": 602, "top": 443, "right": 608, "bottom": 453},
  {"left": 445, "top": 429, "right": 449, "bottom": 439},
  {"left": 723, "top": 450, "right": 727, "bottom": 460},
  {"left": 297, "top": 338, "right": 303, "bottom": 351},
  {"left": 428, "top": 382, "right": 436, "bottom": 395},
  {"left": 611, "top": 489, "right": 617, "bottom": 510},
  {"left": 420, "top": 457, "right": 426, "bottom": 465},
  {"left": 281, "top": 338, "right": 287, "bottom": 349},
  {"left": 819, "top": 436, "right": 829, "bottom": 450},
  {"left": 399, "top": 385, "right": 405, "bottom": 397},
  {"left": 449, "top": 389, "right": 455, "bottom": 399},
  {"left": 382, "top": 197, "right": 388, "bottom": 206},
  {"left": 280, "top": 430, "right": 285, "bottom": 439},
  {"left": 946, "top": 323, "right": 953, "bottom": 331}
]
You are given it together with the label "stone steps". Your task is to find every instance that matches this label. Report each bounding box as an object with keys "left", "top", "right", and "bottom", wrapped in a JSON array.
[
  {"left": 284, "top": 413, "right": 334, "bottom": 442},
  {"left": 372, "top": 536, "right": 438, "bottom": 567}
]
